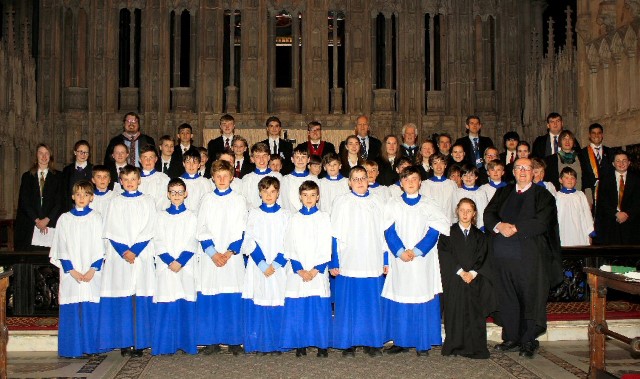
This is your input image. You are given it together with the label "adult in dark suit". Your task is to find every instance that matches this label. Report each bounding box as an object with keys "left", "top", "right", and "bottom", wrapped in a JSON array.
[
  {"left": 578, "top": 123, "right": 613, "bottom": 208},
  {"left": 61, "top": 140, "right": 93, "bottom": 212},
  {"left": 339, "top": 115, "right": 382, "bottom": 162},
  {"left": 399, "top": 123, "right": 419, "bottom": 160},
  {"left": 531, "top": 112, "right": 580, "bottom": 158},
  {"left": 499, "top": 131, "right": 520, "bottom": 167},
  {"left": 543, "top": 130, "right": 583, "bottom": 191},
  {"left": 206, "top": 114, "right": 237, "bottom": 174},
  {"left": 453, "top": 115, "right": 494, "bottom": 169},
  {"left": 104, "top": 112, "right": 155, "bottom": 168},
  {"left": 15, "top": 144, "right": 64, "bottom": 250},
  {"left": 594, "top": 151, "right": 640, "bottom": 245},
  {"left": 295, "top": 121, "right": 336, "bottom": 158},
  {"left": 261, "top": 116, "right": 294, "bottom": 175},
  {"left": 484, "top": 158, "right": 562, "bottom": 358}
]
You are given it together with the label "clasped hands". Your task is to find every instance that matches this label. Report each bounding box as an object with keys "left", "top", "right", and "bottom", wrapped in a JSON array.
[
  {"left": 212, "top": 251, "right": 234, "bottom": 267},
  {"left": 69, "top": 268, "right": 96, "bottom": 283},
  {"left": 496, "top": 222, "right": 518, "bottom": 237},
  {"left": 297, "top": 268, "right": 320, "bottom": 282}
]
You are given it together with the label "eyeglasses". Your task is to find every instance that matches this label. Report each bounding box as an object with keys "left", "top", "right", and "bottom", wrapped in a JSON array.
[
  {"left": 75, "top": 150, "right": 89, "bottom": 155},
  {"left": 169, "top": 190, "right": 186, "bottom": 196},
  {"left": 514, "top": 165, "right": 533, "bottom": 172},
  {"left": 125, "top": 119, "right": 138, "bottom": 124},
  {"left": 350, "top": 176, "right": 368, "bottom": 183}
]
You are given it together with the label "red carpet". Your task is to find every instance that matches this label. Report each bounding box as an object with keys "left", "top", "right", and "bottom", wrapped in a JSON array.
[{"left": 7, "top": 317, "right": 58, "bottom": 331}]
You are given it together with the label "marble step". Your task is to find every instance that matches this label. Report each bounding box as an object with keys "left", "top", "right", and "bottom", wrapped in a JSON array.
[{"left": 8, "top": 319, "right": 640, "bottom": 352}]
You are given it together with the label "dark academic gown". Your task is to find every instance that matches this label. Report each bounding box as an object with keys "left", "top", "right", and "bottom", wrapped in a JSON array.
[
  {"left": 103, "top": 133, "right": 156, "bottom": 165},
  {"left": 438, "top": 224, "right": 495, "bottom": 358},
  {"left": 483, "top": 184, "right": 562, "bottom": 343},
  {"left": 14, "top": 169, "right": 64, "bottom": 250},
  {"left": 376, "top": 158, "right": 400, "bottom": 186},
  {"left": 295, "top": 140, "right": 336, "bottom": 158},
  {"left": 61, "top": 163, "right": 93, "bottom": 212},
  {"left": 578, "top": 145, "right": 613, "bottom": 208}
]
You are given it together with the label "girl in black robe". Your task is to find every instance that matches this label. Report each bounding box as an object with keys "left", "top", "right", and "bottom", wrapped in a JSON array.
[{"left": 438, "top": 198, "right": 495, "bottom": 359}]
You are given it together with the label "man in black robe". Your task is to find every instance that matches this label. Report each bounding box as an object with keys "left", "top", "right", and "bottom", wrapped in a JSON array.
[{"left": 484, "top": 158, "right": 562, "bottom": 358}]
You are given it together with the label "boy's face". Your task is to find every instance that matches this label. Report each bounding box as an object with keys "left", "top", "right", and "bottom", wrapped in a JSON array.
[
  {"left": 167, "top": 185, "right": 187, "bottom": 207},
  {"left": 505, "top": 138, "right": 518, "bottom": 151},
  {"left": 532, "top": 167, "right": 545, "bottom": 182},
  {"left": 112, "top": 146, "right": 129, "bottom": 164},
  {"left": 324, "top": 160, "right": 342, "bottom": 177},
  {"left": 252, "top": 151, "right": 270, "bottom": 169},
  {"left": 199, "top": 153, "right": 209, "bottom": 167},
  {"left": 449, "top": 171, "right": 462, "bottom": 187},
  {"left": 613, "top": 154, "right": 630, "bottom": 174},
  {"left": 160, "top": 140, "right": 175, "bottom": 157},
  {"left": 559, "top": 174, "right": 577, "bottom": 190},
  {"left": 484, "top": 149, "right": 499, "bottom": 163},
  {"left": 400, "top": 173, "right": 421, "bottom": 195},
  {"left": 92, "top": 172, "right": 111, "bottom": 191},
  {"left": 232, "top": 140, "right": 247, "bottom": 157},
  {"left": 140, "top": 151, "right": 157, "bottom": 171},
  {"left": 462, "top": 172, "right": 477, "bottom": 187},
  {"left": 72, "top": 189, "right": 94, "bottom": 208},
  {"left": 183, "top": 157, "right": 200, "bottom": 175},
  {"left": 267, "top": 121, "right": 281, "bottom": 138},
  {"left": 589, "top": 128, "right": 604, "bottom": 145},
  {"left": 213, "top": 170, "right": 233, "bottom": 190},
  {"left": 220, "top": 120, "right": 235, "bottom": 135},
  {"left": 349, "top": 171, "right": 369, "bottom": 195},
  {"left": 259, "top": 185, "right": 279, "bottom": 205},
  {"left": 488, "top": 166, "right": 505, "bottom": 182},
  {"left": 292, "top": 152, "right": 309, "bottom": 171},
  {"left": 120, "top": 172, "right": 141, "bottom": 192},
  {"left": 432, "top": 159, "right": 446, "bottom": 176},
  {"left": 177, "top": 128, "right": 193, "bottom": 145},
  {"left": 219, "top": 153, "right": 234, "bottom": 166},
  {"left": 299, "top": 189, "right": 319, "bottom": 209},
  {"left": 269, "top": 159, "right": 282, "bottom": 172},
  {"left": 438, "top": 136, "right": 451, "bottom": 154},
  {"left": 516, "top": 145, "right": 530, "bottom": 158},
  {"left": 364, "top": 164, "right": 379, "bottom": 183},
  {"left": 457, "top": 202, "right": 476, "bottom": 225},
  {"left": 309, "top": 163, "right": 322, "bottom": 176}
]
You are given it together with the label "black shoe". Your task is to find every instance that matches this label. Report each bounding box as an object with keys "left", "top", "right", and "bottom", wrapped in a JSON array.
[
  {"left": 519, "top": 341, "right": 539, "bottom": 359},
  {"left": 342, "top": 347, "right": 355, "bottom": 357},
  {"left": 120, "top": 347, "right": 132, "bottom": 357},
  {"left": 416, "top": 350, "right": 430, "bottom": 357},
  {"left": 365, "top": 346, "right": 383, "bottom": 357},
  {"left": 385, "top": 345, "right": 408, "bottom": 355},
  {"left": 229, "top": 345, "right": 244, "bottom": 356},
  {"left": 317, "top": 348, "right": 328, "bottom": 358},
  {"left": 131, "top": 349, "right": 144, "bottom": 358},
  {"left": 494, "top": 341, "right": 520, "bottom": 352},
  {"left": 201, "top": 344, "right": 222, "bottom": 355},
  {"left": 295, "top": 348, "right": 307, "bottom": 357}
]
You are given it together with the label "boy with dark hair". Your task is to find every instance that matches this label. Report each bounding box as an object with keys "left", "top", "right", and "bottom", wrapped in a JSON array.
[
  {"left": 90, "top": 165, "right": 116, "bottom": 218},
  {"left": 180, "top": 150, "right": 213, "bottom": 211},
  {"left": 453, "top": 164, "right": 488, "bottom": 231},
  {"left": 556, "top": 167, "right": 594, "bottom": 246},
  {"left": 155, "top": 135, "right": 183, "bottom": 178},
  {"left": 421, "top": 153, "right": 458, "bottom": 223},
  {"left": 241, "top": 142, "right": 283, "bottom": 208},
  {"left": 318, "top": 153, "right": 349, "bottom": 214},
  {"left": 139, "top": 144, "right": 171, "bottom": 210},
  {"left": 281, "top": 145, "right": 319, "bottom": 211}
]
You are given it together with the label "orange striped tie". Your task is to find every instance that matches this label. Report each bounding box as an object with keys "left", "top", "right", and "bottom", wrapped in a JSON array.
[{"left": 618, "top": 174, "right": 625, "bottom": 210}]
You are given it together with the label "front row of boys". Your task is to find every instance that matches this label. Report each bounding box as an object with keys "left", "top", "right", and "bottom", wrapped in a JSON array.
[{"left": 51, "top": 151, "right": 490, "bottom": 359}]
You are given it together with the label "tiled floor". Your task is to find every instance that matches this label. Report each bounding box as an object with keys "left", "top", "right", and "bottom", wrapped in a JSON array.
[{"left": 7, "top": 340, "right": 640, "bottom": 378}]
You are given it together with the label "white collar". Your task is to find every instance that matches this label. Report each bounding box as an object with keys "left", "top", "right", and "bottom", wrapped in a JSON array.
[
  {"left": 516, "top": 182, "right": 533, "bottom": 192},
  {"left": 75, "top": 161, "right": 88, "bottom": 169}
]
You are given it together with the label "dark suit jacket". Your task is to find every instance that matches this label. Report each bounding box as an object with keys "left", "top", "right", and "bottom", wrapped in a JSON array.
[
  {"left": 235, "top": 158, "right": 254, "bottom": 179},
  {"left": 172, "top": 144, "right": 200, "bottom": 164},
  {"left": 532, "top": 133, "right": 581, "bottom": 159},
  {"left": 577, "top": 145, "right": 613, "bottom": 193},
  {"left": 376, "top": 158, "right": 399, "bottom": 186},
  {"left": 61, "top": 163, "right": 94, "bottom": 212},
  {"left": 543, "top": 153, "right": 584, "bottom": 191},
  {"left": 338, "top": 136, "right": 382, "bottom": 161},
  {"left": 207, "top": 136, "right": 229, "bottom": 161},
  {"left": 155, "top": 155, "right": 184, "bottom": 178},
  {"left": 594, "top": 170, "right": 640, "bottom": 245},
  {"left": 261, "top": 138, "right": 294, "bottom": 175},
  {"left": 399, "top": 145, "right": 419, "bottom": 161},
  {"left": 499, "top": 151, "right": 518, "bottom": 166},
  {"left": 103, "top": 133, "right": 156, "bottom": 165},
  {"left": 295, "top": 140, "right": 336, "bottom": 158},
  {"left": 453, "top": 135, "right": 494, "bottom": 168},
  {"left": 15, "top": 169, "right": 64, "bottom": 250}
]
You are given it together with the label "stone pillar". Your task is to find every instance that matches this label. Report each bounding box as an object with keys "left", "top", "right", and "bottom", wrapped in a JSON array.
[
  {"left": 225, "top": 10, "right": 238, "bottom": 113},
  {"left": 240, "top": 1, "right": 268, "bottom": 115}
]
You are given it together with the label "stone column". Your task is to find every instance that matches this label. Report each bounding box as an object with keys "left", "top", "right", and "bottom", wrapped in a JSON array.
[{"left": 225, "top": 10, "right": 238, "bottom": 113}]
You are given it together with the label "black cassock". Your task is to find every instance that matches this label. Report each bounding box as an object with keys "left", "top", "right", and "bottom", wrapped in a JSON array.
[{"left": 438, "top": 224, "right": 495, "bottom": 359}]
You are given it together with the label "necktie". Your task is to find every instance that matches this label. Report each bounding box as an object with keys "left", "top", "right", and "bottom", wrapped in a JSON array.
[
  {"left": 273, "top": 140, "right": 278, "bottom": 154},
  {"left": 39, "top": 171, "right": 46, "bottom": 203},
  {"left": 225, "top": 138, "right": 230, "bottom": 150},
  {"left": 235, "top": 161, "right": 241, "bottom": 178},
  {"left": 128, "top": 136, "right": 138, "bottom": 166},
  {"left": 473, "top": 138, "right": 481, "bottom": 167},
  {"left": 118, "top": 166, "right": 124, "bottom": 174},
  {"left": 517, "top": 189, "right": 523, "bottom": 194},
  {"left": 163, "top": 162, "right": 169, "bottom": 174},
  {"left": 183, "top": 147, "right": 188, "bottom": 153},
  {"left": 77, "top": 166, "right": 83, "bottom": 172},
  {"left": 464, "top": 229, "right": 469, "bottom": 238},
  {"left": 313, "top": 144, "right": 319, "bottom": 150},
  {"left": 509, "top": 152, "right": 515, "bottom": 164},
  {"left": 619, "top": 174, "right": 625, "bottom": 209},
  {"left": 553, "top": 135, "right": 558, "bottom": 154},
  {"left": 594, "top": 147, "right": 601, "bottom": 165},
  {"left": 360, "top": 138, "right": 367, "bottom": 159}
]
